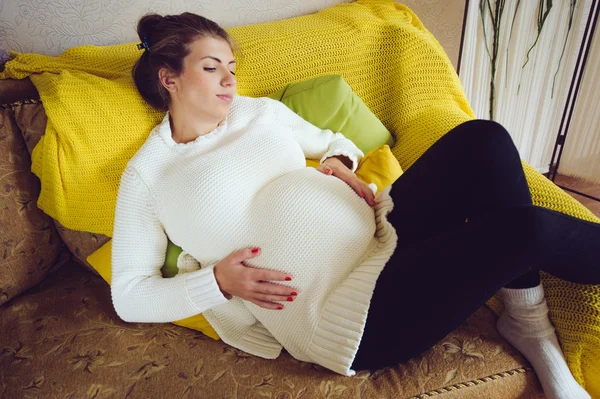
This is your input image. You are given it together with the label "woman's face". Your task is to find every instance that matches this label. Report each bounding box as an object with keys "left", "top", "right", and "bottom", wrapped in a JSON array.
[{"left": 162, "top": 36, "right": 237, "bottom": 121}]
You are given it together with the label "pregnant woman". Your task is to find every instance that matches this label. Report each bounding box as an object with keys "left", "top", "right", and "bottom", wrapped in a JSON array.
[{"left": 111, "top": 12, "right": 600, "bottom": 399}]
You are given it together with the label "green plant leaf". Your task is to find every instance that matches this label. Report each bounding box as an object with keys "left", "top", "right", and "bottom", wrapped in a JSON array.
[
  {"left": 522, "top": 0, "right": 553, "bottom": 70},
  {"left": 505, "top": 0, "right": 522, "bottom": 87},
  {"left": 552, "top": 0, "right": 578, "bottom": 98},
  {"left": 479, "top": 0, "right": 493, "bottom": 61}
]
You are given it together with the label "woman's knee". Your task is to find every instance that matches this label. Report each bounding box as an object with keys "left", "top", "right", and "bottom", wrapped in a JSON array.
[
  {"left": 457, "top": 119, "right": 514, "bottom": 149},
  {"left": 450, "top": 120, "right": 520, "bottom": 171}
]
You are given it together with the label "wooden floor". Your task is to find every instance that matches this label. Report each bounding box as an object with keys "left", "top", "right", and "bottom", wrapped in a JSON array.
[{"left": 553, "top": 174, "right": 600, "bottom": 217}]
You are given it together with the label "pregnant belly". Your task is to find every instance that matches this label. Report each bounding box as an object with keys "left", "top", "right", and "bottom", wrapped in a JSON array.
[
  {"left": 243, "top": 168, "right": 378, "bottom": 357},
  {"left": 245, "top": 167, "right": 377, "bottom": 293}
]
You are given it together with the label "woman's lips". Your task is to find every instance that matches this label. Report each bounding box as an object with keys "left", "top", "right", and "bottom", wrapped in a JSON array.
[{"left": 217, "top": 94, "right": 233, "bottom": 103}]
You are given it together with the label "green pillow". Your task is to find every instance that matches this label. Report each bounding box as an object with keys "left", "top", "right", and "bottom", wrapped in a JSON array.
[
  {"left": 162, "top": 241, "right": 183, "bottom": 278},
  {"left": 268, "top": 74, "right": 395, "bottom": 154},
  {"left": 162, "top": 74, "right": 394, "bottom": 277}
]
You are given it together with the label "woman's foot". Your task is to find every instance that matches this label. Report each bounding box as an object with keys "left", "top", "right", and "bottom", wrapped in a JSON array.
[{"left": 497, "top": 286, "right": 590, "bottom": 399}]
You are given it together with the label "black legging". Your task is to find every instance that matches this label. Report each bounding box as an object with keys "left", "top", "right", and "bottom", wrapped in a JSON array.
[{"left": 351, "top": 119, "right": 600, "bottom": 371}]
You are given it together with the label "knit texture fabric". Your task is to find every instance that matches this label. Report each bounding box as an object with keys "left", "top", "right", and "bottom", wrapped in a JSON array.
[
  {"left": 111, "top": 95, "right": 398, "bottom": 376},
  {"left": 0, "top": 0, "right": 598, "bottom": 391}
]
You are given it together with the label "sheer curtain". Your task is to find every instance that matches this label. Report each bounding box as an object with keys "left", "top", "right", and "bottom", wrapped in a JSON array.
[
  {"left": 459, "top": 0, "right": 595, "bottom": 174},
  {"left": 559, "top": 22, "right": 600, "bottom": 183}
]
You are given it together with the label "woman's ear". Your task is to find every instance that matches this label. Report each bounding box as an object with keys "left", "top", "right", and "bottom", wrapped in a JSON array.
[{"left": 158, "top": 67, "right": 177, "bottom": 93}]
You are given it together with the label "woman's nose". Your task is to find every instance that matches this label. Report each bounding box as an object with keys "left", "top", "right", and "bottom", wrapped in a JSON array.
[{"left": 222, "top": 73, "right": 236, "bottom": 87}]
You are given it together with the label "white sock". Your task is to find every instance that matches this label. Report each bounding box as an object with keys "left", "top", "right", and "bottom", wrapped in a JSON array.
[{"left": 497, "top": 285, "right": 590, "bottom": 399}]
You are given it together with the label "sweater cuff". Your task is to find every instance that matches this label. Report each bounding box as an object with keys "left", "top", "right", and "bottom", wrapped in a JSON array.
[
  {"left": 184, "top": 264, "right": 230, "bottom": 312},
  {"left": 320, "top": 150, "right": 361, "bottom": 173}
]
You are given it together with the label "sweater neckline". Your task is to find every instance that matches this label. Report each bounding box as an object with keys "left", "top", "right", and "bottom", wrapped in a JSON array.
[{"left": 157, "top": 107, "right": 233, "bottom": 148}]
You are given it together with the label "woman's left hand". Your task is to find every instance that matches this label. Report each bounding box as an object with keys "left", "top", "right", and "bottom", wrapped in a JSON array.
[{"left": 317, "top": 156, "right": 376, "bottom": 207}]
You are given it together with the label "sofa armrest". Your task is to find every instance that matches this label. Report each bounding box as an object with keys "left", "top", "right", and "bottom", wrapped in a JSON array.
[
  {"left": 0, "top": 105, "right": 67, "bottom": 307},
  {"left": 0, "top": 78, "right": 39, "bottom": 105}
]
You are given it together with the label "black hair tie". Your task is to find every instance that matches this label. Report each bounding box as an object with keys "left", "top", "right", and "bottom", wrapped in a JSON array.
[{"left": 137, "top": 36, "right": 151, "bottom": 52}]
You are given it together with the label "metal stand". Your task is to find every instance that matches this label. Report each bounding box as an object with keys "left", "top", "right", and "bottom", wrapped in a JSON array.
[{"left": 547, "top": 0, "right": 600, "bottom": 202}]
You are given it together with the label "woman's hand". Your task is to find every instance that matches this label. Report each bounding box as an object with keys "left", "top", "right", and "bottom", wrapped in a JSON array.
[
  {"left": 317, "top": 156, "right": 376, "bottom": 207},
  {"left": 213, "top": 248, "right": 297, "bottom": 310}
]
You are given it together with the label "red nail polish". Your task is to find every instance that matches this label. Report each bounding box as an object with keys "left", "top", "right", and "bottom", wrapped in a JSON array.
[
  {"left": 287, "top": 297, "right": 293, "bottom": 302},
  {"left": 290, "top": 292, "right": 297, "bottom": 296},
  {"left": 251, "top": 248, "right": 259, "bottom": 254},
  {"left": 285, "top": 277, "right": 292, "bottom": 281},
  {"left": 277, "top": 306, "right": 283, "bottom": 310}
]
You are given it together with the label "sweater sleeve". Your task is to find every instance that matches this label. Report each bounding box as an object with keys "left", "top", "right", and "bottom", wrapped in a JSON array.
[
  {"left": 111, "top": 166, "right": 229, "bottom": 323},
  {"left": 268, "top": 98, "right": 364, "bottom": 172}
]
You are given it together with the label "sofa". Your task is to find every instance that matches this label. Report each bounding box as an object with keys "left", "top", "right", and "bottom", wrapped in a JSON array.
[
  {"left": 0, "top": 68, "right": 547, "bottom": 399},
  {"left": 2, "top": 1, "right": 599, "bottom": 397}
]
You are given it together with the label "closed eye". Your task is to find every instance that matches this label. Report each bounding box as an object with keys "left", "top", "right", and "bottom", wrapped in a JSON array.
[{"left": 204, "top": 67, "right": 235, "bottom": 75}]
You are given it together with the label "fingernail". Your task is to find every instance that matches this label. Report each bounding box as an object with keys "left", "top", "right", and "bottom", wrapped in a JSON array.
[
  {"left": 251, "top": 248, "right": 259, "bottom": 254},
  {"left": 277, "top": 306, "right": 283, "bottom": 310},
  {"left": 287, "top": 297, "right": 294, "bottom": 302},
  {"left": 285, "top": 276, "right": 292, "bottom": 281},
  {"left": 290, "top": 291, "right": 297, "bottom": 296}
]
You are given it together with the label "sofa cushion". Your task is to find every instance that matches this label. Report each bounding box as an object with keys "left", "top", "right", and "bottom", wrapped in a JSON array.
[
  {"left": 9, "top": 100, "right": 107, "bottom": 275},
  {"left": 11, "top": 96, "right": 48, "bottom": 154},
  {"left": 0, "top": 261, "right": 543, "bottom": 398},
  {"left": 0, "top": 105, "right": 69, "bottom": 306}
]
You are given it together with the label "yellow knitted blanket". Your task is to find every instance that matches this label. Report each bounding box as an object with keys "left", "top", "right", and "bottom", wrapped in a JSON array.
[{"left": 1, "top": 0, "right": 599, "bottom": 393}]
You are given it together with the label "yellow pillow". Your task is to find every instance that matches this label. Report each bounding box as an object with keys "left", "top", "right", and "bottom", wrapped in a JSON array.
[
  {"left": 87, "top": 145, "right": 402, "bottom": 340},
  {"left": 307, "top": 144, "right": 402, "bottom": 194},
  {"left": 357, "top": 144, "right": 403, "bottom": 193},
  {"left": 87, "top": 241, "right": 220, "bottom": 340}
]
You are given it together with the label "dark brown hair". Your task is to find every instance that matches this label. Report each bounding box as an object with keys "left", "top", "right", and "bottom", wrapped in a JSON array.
[{"left": 132, "top": 12, "right": 234, "bottom": 112}]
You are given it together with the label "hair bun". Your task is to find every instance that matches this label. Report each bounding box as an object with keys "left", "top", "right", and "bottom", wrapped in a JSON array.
[{"left": 137, "top": 13, "right": 163, "bottom": 44}]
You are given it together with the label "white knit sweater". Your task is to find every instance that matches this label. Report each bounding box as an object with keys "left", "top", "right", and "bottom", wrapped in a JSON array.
[{"left": 111, "top": 95, "right": 398, "bottom": 376}]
